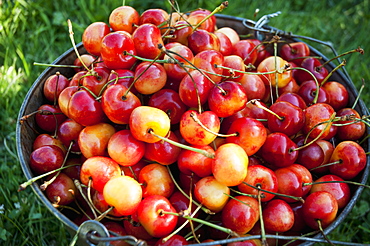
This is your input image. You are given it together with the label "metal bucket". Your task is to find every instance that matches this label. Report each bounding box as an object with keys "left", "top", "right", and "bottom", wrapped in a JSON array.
[{"left": 16, "top": 14, "right": 370, "bottom": 245}]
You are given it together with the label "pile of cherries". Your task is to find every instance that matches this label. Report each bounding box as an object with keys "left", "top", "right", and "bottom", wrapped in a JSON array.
[{"left": 23, "top": 2, "right": 368, "bottom": 245}]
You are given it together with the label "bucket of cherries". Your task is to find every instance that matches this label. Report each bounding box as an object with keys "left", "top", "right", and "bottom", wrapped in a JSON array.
[{"left": 16, "top": 1, "right": 369, "bottom": 245}]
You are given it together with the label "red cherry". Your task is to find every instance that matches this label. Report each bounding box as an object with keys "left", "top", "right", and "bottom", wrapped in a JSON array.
[
  {"left": 302, "top": 191, "right": 338, "bottom": 230},
  {"left": 132, "top": 23, "right": 165, "bottom": 60},
  {"left": 107, "top": 129, "right": 145, "bottom": 167},
  {"left": 279, "top": 42, "right": 310, "bottom": 66},
  {"left": 82, "top": 22, "right": 111, "bottom": 56},
  {"left": 109, "top": 6, "right": 140, "bottom": 33},
  {"left": 221, "top": 196, "right": 259, "bottom": 235},
  {"left": 136, "top": 195, "right": 178, "bottom": 238},
  {"left": 263, "top": 199, "right": 295, "bottom": 233},
  {"left": 100, "top": 31, "right": 137, "bottom": 70},
  {"left": 226, "top": 117, "right": 267, "bottom": 156},
  {"left": 259, "top": 132, "right": 298, "bottom": 168}
]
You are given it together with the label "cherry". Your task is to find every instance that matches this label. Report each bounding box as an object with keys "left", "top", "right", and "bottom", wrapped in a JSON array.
[
  {"left": 144, "top": 131, "right": 182, "bottom": 165},
  {"left": 259, "top": 132, "right": 298, "bottom": 168},
  {"left": 178, "top": 70, "right": 213, "bottom": 108},
  {"left": 322, "top": 81, "right": 349, "bottom": 111},
  {"left": 45, "top": 172, "right": 77, "bottom": 206},
  {"left": 187, "top": 8, "right": 216, "bottom": 33},
  {"left": 129, "top": 106, "right": 171, "bottom": 143},
  {"left": 107, "top": 69, "right": 136, "bottom": 94},
  {"left": 73, "top": 54, "right": 95, "bottom": 73},
  {"left": 29, "top": 145, "right": 65, "bottom": 175},
  {"left": 139, "top": 8, "right": 169, "bottom": 35},
  {"left": 335, "top": 107, "right": 366, "bottom": 141},
  {"left": 208, "top": 81, "right": 248, "bottom": 118},
  {"left": 57, "top": 118, "right": 84, "bottom": 153},
  {"left": 58, "top": 85, "right": 79, "bottom": 118},
  {"left": 212, "top": 143, "right": 249, "bottom": 187},
  {"left": 226, "top": 117, "right": 267, "bottom": 156},
  {"left": 215, "top": 31, "right": 233, "bottom": 56},
  {"left": 329, "top": 140, "right": 367, "bottom": 180},
  {"left": 297, "top": 80, "right": 328, "bottom": 105},
  {"left": 68, "top": 88, "right": 106, "bottom": 126},
  {"left": 238, "top": 73, "right": 266, "bottom": 100},
  {"left": 136, "top": 195, "right": 178, "bottom": 238},
  {"left": 163, "top": 43, "right": 194, "bottom": 82},
  {"left": 294, "top": 135, "right": 325, "bottom": 171},
  {"left": 215, "top": 27, "right": 240, "bottom": 46},
  {"left": 148, "top": 89, "right": 187, "bottom": 125},
  {"left": 302, "top": 191, "right": 338, "bottom": 230},
  {"left": 194, "top": 176, "right": 230, "bottom": 213},
  {"left": 138, "top": 163, "right": 175, "bottom": 198},
  {"left": 279, "top": 41, "right": 310, "bottom": 66},
  {"left": 133, "top": 61, "right": 167, "bottom": 95},
  {"left": 103, "top": 175, "right": 142, "bottom": 216},
  {"left": 82, "top": 21, "right": 111, "bottom": 56},
  {"left": 32, "top": 133, "right": 66, "bottom": 154},
  {"left": 192, "top": 49, "right": 224, "bottom": 84},
  {"left": 107, "top": 129, "right": 145, "bottom": 167},
  {"left": 221, "top": 196, "right": 259, "bottom": 235},
  {"left": 132, "top": 23, "right": 165, "bottom": 60},
  {"left": 232, "top": 39, "right": 257, "bottom": 66},
  {"left": 155, "top": 234, "right": 188, "bottom": 246},
  {"left": 275, "top": 164, "right": 312, "bottom": 203},
  {"left": 167, "top": 20, "right": 193, "bottom": 46},
  {"left": 78, "top": 122, "right": 116, "bottom": 158},
  {"left": 100, "top": 31, "right": 137, "bottom": 70},
  {"left": 263, "top": 198, "right": 295, "bottom": 233},
  {"left": 109, "top": 5, "right": 140, "bottom": 34},
  {"left": 238, "top": 164, "right": 278, "bottom": 202},
  {"left": 295, "top": 57, "right": 328, "bottom": 85},
  {"left": 101, "top": 83, "right": 141, "bottom": 125},
  {"left": 222, "top": 55, "right": 245, "bottom": 82},
  {"left": 179, "top": 110, "right": 220, "bottom": 146},
  {"left": 257, "top": 56, "right": 292, "bottom": 88},
  {"left": 187, "top": 29, "right": 220, "bottom": 54},
  {"left": 178, "top": 144, "right": 214, "bottom": 178},
  {"left": 310, "top": 174, "right": 351, "bottom": 209},
  {"left": 35, "top": 104, "right": 67, "bottom": 133},
  {"left": 266, "top": 100, "right": 305, "bottom": 137},
  {"left": 302, "top": 102, "right": 335, "bottom": 140},
  {"left": 79, "top": 156, "right": 121, "bottom": 193},
  {"left": 43, "top": 73, "right": 70, "bottom": 103},
  {"left": 275, "top": 92, "right": 307, "bottom": 109},
  {"left": 102, "top": 221, "right": 129, "bottom": 246}
]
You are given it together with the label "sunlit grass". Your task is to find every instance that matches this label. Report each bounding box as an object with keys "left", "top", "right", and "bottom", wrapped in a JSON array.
[{"left": 1, "top": 0, "right": 369, "bottom": 245}]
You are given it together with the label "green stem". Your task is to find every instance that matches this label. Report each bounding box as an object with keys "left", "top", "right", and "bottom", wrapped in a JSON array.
[
  {"left": 160, "top": 210, "right": 240, "bottom": 238},
  {"left": 303, "top": 180, "right": 370, "bottom": 189},
  {"left": 193, "top": 1, "right": 228, "bottom": 31},
  {"left": 166, "top": 165, "right": 214, "bottom": 215},
  {"left": 150, "top": 130, "right": 215, "bottom": 159},
  {"left": 242, "top": 182, "right": 304, "bottom": 203}
]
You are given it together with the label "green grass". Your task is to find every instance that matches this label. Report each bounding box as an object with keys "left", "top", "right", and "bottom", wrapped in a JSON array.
[{"left": 1, "top": 0, "right": 369, "bottom": 245}]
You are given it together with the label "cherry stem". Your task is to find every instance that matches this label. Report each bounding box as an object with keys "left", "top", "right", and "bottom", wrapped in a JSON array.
[
  {"left": 318, "top": 47, "right": 364, "bottom": 69},
  {"left": 352, "top": 78, "right": 365, "bottom": 109},
  {"left": 293, "top": 112, "right": 336, "bottom": 151},
  {"left": 149, "top": 129, "right": 215, "bottom": 159},
  {"left": 229, "top": 188, "right": 258, "bottom": 199},
  {"left": 74, "top": 179, "right": 98, "bottom": 219},
  {"left": 303, "top": 180, "right": 370, "bottom": 189},
  {"left": 317, "top": 219, "right": 335, "bottom": 246},
  {"left": 190, "top": 112, "right": 237, "bottom": 138},
  {"left": 33, "top": 62, "right": 81, "bottom": 69},
  {"left": 162, "top": 203, "right": 203, "bottom": 243},
  {"left": 288, "top": 66, "right": 320, "bottom": 104},
  {"left": 320, "top": 60, "right": 346, "bottom": 87},
  {"left": 18, "top": 142, "right": 74, "bottom": 191},
  {"left": 192, "top": 1, "right": 228, "bottom": 31},
  {"left": 166, "top": 165, "right": 214, "bottom": 215},
  {"left": 67, "top": 19, "right": 92, "bottom": 73},
  {"left": 249, "top": 99, "right": 284, "bottom": 121},
  {"left": 308, "top": 160, "right": 342, "bottom": 171},
  {"left": 241, "top": 182, "right": 305, "bottom": 203},
  {"left": 257, "top": 185, "right": 268, "bottom": 246},
  {"left": 160, "top": 210, "right": 240, "bottom": 238}
]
